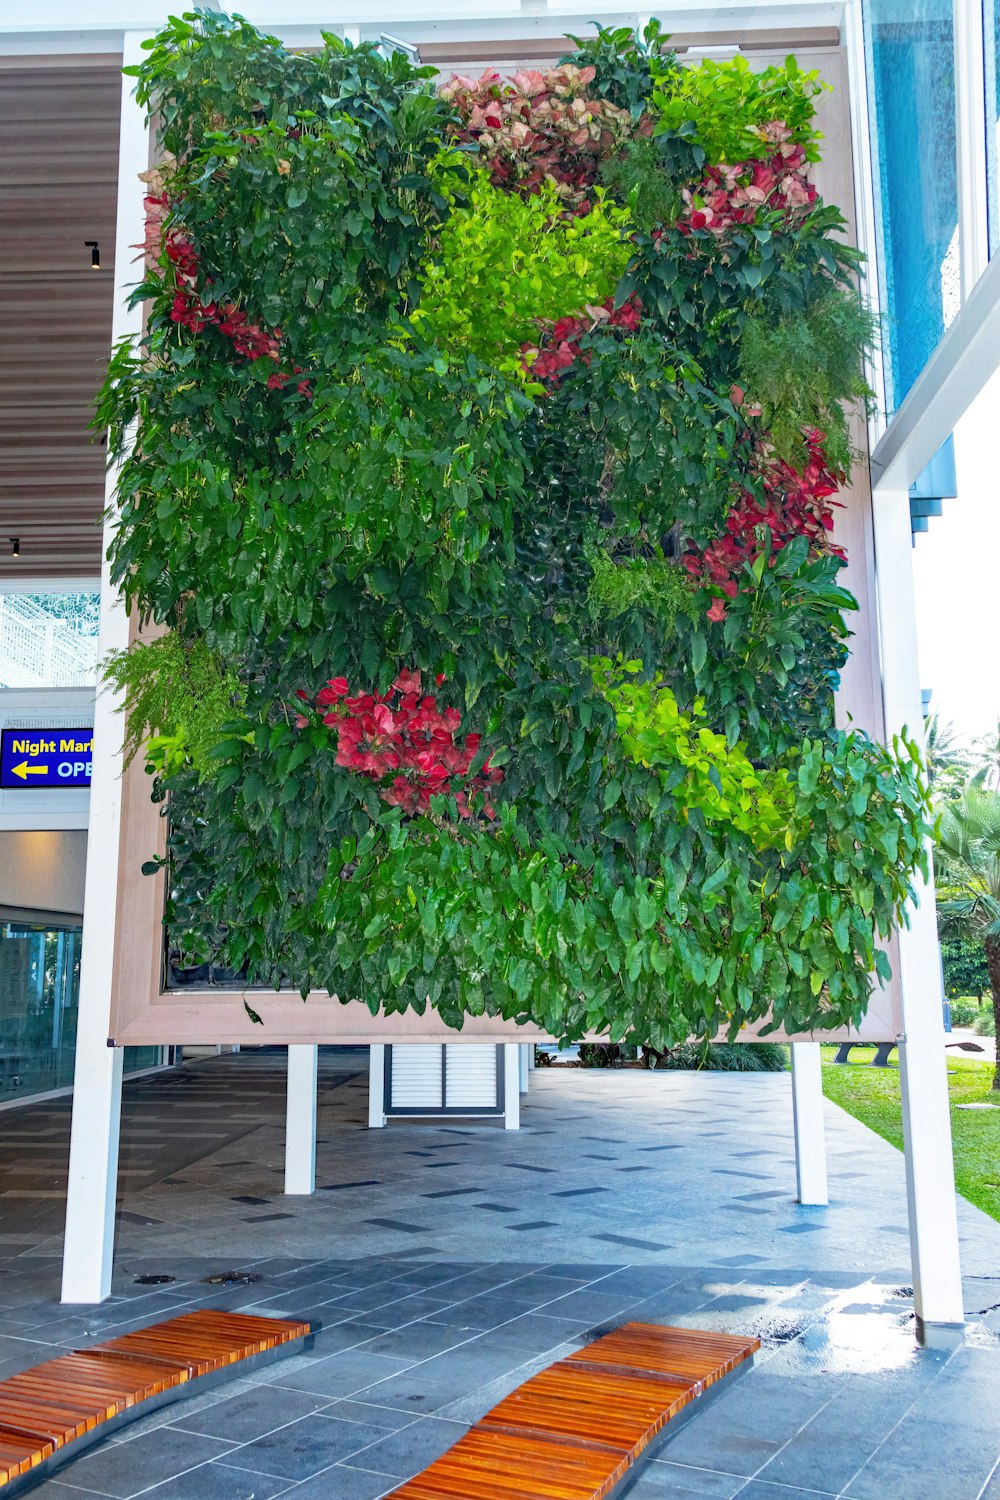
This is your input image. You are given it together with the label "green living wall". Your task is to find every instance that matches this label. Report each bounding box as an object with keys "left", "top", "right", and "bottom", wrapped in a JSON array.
[{"left": 101, "top": 13, "right": 930, "bottom": 1047}]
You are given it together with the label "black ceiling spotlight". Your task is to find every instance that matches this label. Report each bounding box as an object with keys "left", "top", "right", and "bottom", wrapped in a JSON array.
[
  {"left": 9, "top": 538, "right": 19, "bottom": 559},
  {"left": 85, "top": 240, "right": 101, "bottom": 269}
]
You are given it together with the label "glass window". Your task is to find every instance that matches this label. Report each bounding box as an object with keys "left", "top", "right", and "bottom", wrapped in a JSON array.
[
  {"left": 0, "top": 920, "right": 158, "bottom": 1104},
  {"left": 864, "top": 0, "right": 960, "bottom": 412},
  {"left": 0, "top": 591, "right": 100, "bottom": 688},
  {"left": 986, "top": 0, "right": 1000, "bottom": 255}
]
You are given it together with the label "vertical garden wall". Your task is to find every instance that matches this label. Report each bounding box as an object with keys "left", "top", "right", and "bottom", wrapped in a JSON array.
[{"left": 101, "top": 13, "right": 930, "bottom": 1047}]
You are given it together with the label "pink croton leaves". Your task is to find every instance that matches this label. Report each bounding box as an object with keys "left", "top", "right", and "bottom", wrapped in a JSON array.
[{"left": 295, "top": 670, "right": 504, "bottom": 819}]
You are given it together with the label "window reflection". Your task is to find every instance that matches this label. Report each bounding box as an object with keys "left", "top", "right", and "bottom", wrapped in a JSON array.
[
  {"left": 0, "top": 921, "right": 158, "bottom": 1104},
  {"left": 864, "top": 0, "right": 960, "bottom": 411}
]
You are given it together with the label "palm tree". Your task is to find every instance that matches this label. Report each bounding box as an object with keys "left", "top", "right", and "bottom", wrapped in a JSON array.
[
  {"left": 924, "top": 712, "right": 973, "bottom": 802},
  {"left": 971, "top": 720, "right": 1000, "bottom": 792},
  {"left": 937, "top": 786, "right": 1000, "bottom": 1089}
]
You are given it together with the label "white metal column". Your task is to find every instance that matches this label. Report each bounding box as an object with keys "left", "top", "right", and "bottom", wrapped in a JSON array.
[
  {"left": 873, "top": 488, "right": 964, "bottom": 1331},
  {"left": 790, "top": 1043, "right": 828, "bottom": 1206},
  {"left": 284, "top": 1045, "right": 318, "bottom": 1194},
  {"left": 368, "top": 1044, "right": 386, "bottom": 1127},
  {"left": 60, "top": 34, "right": 150, "bottom": 1305},
  {"left": 519, "top": 1042, "right": 531, "bottom": 1094},
  {"left": 503, "top": 1043, "right": 520, "bottom": 1130}
]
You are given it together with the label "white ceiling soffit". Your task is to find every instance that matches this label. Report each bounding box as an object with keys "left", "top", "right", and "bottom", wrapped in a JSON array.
[{"left": 1, "top": 1, "right": 846, "bottom": 49}]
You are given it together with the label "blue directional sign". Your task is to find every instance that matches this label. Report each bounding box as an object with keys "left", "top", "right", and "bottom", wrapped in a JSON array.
[{"left": 0, "top": 727, "right": 93, "bottom": 790}]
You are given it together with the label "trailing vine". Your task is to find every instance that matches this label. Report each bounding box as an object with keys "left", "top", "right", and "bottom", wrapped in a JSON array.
[{"left": 98, "top": 11, "right": 930, "bottom": 1046}]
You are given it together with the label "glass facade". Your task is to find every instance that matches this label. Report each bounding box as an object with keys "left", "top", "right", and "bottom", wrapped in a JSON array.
[
  {"left": 864, "top": 0, "right": 960, "bottom": 412},
  {"left": 0, "top": 591, "right": 100, "bottom": 689},
  {"left": 986, "top": 0, "right": 1000, "bottom": 255},
  {"left": 0, "top": 920, "right": 158, "bottom": 1104}
]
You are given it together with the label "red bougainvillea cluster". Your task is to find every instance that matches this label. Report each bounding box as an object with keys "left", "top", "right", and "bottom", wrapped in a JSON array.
[
  {"left": 295, "top": 670, "right": 504, "bottom": 818},
  {"left": 675, "top": 132, "right": 817, "bottom": 238},
  {"left": 521, "top": 294, "right": 643, "bottom": 385},
  {"left": 439, "top": 65, "right": 634, "bottom": 208},
  {"left": 683, "top": 430, "right": 844, "bottom": 620}
]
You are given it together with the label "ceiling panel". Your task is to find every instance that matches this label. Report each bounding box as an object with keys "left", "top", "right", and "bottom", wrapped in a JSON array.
[{"left": 0, "top": 60, "right": 119, "bottom": 581}]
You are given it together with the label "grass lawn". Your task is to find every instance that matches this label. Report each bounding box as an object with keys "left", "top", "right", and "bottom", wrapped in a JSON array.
[{"left": 820, "top": 1046, "right": 1000, "bottom": 1223}]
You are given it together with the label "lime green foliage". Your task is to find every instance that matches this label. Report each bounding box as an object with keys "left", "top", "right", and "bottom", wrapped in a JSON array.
[
  {"left": 594, "top": 659, "right": 794, "bottom": 849},
  {"left": 652, "top": 54, "right": 827, "bottom": 163},
  {"left": 586, "top": 549, "right": 696, "bottom": 627},
  {"left": 103, "top": 634, "right": 244, "bottom": 780},
  {"left": 739, "top": 286, "right": 877, "bottom": 471},
  {"left": 412, "top": 173, "right": 632, "bottom": 373},
  {"left": 821, "top": 1047, "right": 1000, "bottom": 1222},
  {"left": 654, "top": 1041, "right": 788, "bottom": 1071}
]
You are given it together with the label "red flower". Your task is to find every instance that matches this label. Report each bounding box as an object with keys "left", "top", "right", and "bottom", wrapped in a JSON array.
[{"left": 706, "top": 598, "right": 727, "bottom": 623}]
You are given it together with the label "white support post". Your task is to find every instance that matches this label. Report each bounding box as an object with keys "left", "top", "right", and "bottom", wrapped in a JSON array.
[
  {"left": 790, "top": 1043, "right": 828, "bottom": 1206},
  {"left": 954, "top": 0, "right": 990, "bottom": 300},
  {"left": 503, "top": 1043, "right": 520, "bottom": 1130},
  {"left": 368, "top": 1044, "right": 386, "bottom": 1128},
  {"left": 518, "top": 1042, "right": 530, "bottom": 1094},
  {"left": 873, "top": 488, "right": 964, "bottom": 1334},
  {"left": 60, "top": 34, "right": 150, "bottom": 1306},
  {"left": 284, "top": 1045, "right": 318, "bottom": 1195}
]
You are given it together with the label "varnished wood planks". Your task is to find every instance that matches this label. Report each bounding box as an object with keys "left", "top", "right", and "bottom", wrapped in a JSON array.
[
  {"left": 387, "top": 1322, "right": 759, "bottom": 1500},
  {"left": 566, "top": 1323, "right": 756, "bottom": 1389},
  {"left": 0, "top": 1310, "right": 310, "bottom": 1490}
]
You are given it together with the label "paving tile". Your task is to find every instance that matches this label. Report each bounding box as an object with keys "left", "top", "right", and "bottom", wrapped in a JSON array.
[
  {"left": 223, "top": 1414, "right": 389, "bottom": 1481},
  {"left": 285, "top": 1463, "right": 397, "bottom": 1499},
  {"left": 357, "top": 1321, "right": 473, "bottom": 1360},
  {"left": 133, "top": 1460, "right": 292, "bottom": 1499},
  {"left": 168, "top": 1383, "right": 335, "bottom": 1441},
  {"left": 44, "top": 1429, "right": 237, "bottom": 1499},
  {"left": 621, "top": 1461, "right": 746, "bottom": 1497},
  {"left": 340, "top": 1414, "right": 467, "bottom": 1478},
  {"left": 728, "top": 1484, "right": 839, "bottom": 1500},
  {"left": 270, "top": 1346, "right": 414, "bottom": 1396}
]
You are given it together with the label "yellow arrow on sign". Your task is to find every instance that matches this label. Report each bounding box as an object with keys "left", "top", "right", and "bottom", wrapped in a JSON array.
[{"left": 11, "top": 761, "right": 46, "bottom": 781}]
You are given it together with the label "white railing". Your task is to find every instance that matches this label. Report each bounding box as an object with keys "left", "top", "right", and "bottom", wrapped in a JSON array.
[{"left": 0, "top": 595, "right": 98, "bottom": 688}]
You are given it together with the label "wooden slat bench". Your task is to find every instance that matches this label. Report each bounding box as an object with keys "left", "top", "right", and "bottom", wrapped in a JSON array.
[
  {"left": 386, "top": 1323, "right": 759, "bottom": 1499},
  {"left": 0, "top": 1309, "right": 312, "bottom": 1495}
]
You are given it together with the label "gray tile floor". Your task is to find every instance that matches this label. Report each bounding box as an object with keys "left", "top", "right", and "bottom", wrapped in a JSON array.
[{"left": 3, "top": 1049, "right": 1000, "bottom": 1499}]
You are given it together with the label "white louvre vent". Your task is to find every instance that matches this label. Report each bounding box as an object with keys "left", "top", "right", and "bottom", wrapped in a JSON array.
[
  {"left": 444, "top": 1044, "right": 498, "bottom": 1108},
  {"left": 384, "top": 1044, "right": 504, "bottom": 1116},
  {"left": 388, "top": 1045, "right": 443, "bottom": 1109}
]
